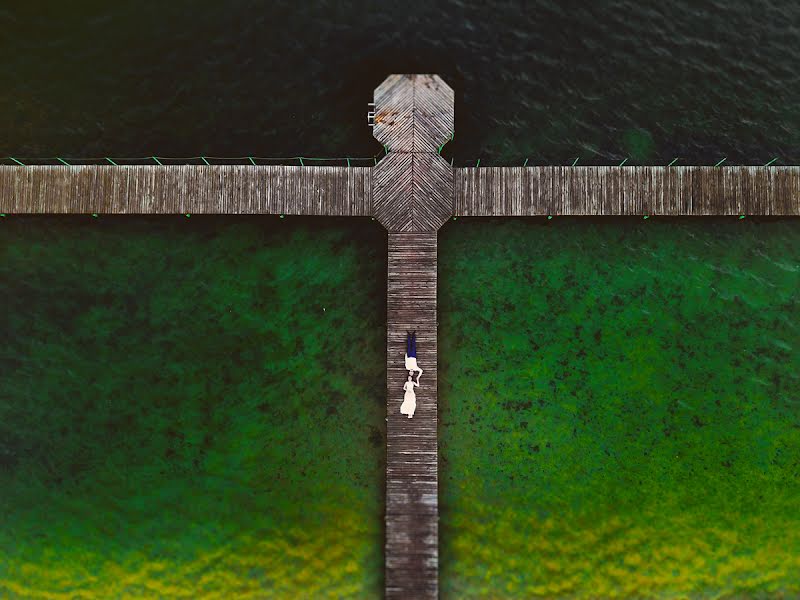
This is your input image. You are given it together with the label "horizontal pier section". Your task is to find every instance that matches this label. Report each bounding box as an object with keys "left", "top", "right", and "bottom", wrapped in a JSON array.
[
  {"left": 386, "top": 232, "right": 438, "bottom": 600},
  {"left": 454, "top": 166, "right": 800, "bottom": 216},
  {"left": 0, "top": 165, "right": 372, "bottom": 216}
]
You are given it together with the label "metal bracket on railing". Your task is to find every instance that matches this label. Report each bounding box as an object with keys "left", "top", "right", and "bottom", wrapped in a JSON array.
[{"left": 367, "top": 103, "right": 376, "bottom": 127}]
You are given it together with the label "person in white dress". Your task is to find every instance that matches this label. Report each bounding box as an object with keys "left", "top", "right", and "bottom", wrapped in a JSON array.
[{"left": 401, "top": 373, "right": 419, "bottom": 418}]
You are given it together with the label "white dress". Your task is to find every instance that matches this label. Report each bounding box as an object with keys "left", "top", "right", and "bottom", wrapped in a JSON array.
[{"left": 400, "top": 381, "right": 417, "bottom": 418}]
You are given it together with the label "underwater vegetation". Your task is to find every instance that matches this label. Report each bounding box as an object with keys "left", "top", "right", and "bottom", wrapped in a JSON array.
[
  {"left": 0, "top": 216, "right": 387, "bottom": 598},
  {"left": 1, "top": 215, "right": 798, "bottom": 598},
  {"left": 439, "top": 217, "right": 800, "bottom": 598}
]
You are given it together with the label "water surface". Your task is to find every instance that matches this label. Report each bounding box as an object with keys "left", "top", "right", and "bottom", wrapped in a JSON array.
[
  {"left": 0, "top": 216, "right": 387, "bottom": 598},
  {"left": 439, "top": 217, "right": 800, "bottom": 598},
  {"left": 2, "top": 1, "right": 798, "bottom": 165}
]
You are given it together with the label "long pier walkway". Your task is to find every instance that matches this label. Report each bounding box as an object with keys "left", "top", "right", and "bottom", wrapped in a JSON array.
[
  {"left": 385, "top": 232, "right": 438, "bottom": 598},
  {"left": 372, "top": 75, "right": 454, "bottom": 599}
]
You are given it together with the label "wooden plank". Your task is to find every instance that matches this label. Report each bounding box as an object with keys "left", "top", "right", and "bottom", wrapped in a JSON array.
[
  {"left": 452, "top": 166, "right": 800, "bottom": 216},
  {"left": 373, "top": 74, "right": 454, "bottom": 154},
  {"left": 0, "top": 165, "right": 372, "bottom": 216},
  {"left": 386, "top": 231, "right": 438, "bottom": 600},
  {"left": 372, "top": 151, "right": 453, "bottom": 232}
]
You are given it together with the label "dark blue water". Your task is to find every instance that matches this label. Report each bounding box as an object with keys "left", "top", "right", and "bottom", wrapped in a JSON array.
[{"left": 2, "top": 1, "right": 798, "bottom": 165}]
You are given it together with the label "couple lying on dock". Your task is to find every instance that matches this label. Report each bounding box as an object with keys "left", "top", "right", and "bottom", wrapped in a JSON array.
[{"left": 401, "top": 330, "right": 422, "bottom": 419}]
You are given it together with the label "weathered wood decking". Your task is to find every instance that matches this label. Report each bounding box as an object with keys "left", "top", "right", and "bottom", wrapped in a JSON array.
[
  {"left": 373, "top": 75, "right": 453, "bottom": 599},
  {"left": 0, "top": 165, "right": 371, "bottom": 215},
  {"left": 5, "top": 164, "right": 799, "bottom": 217},
  {"left": 454, "top": 166, "right": 800, "bottom": 216},
  {"left": 372, "top": 75, "right": 455, "bottom": 233},
  {"left": 372, "top": 152, "right": 453, "bottom": 231},
  {"left": 385, "top": 232, "right": 439, "bottom": 599},
  {"left": 373, "top": 74, "right": 454, "bottom": 154}
]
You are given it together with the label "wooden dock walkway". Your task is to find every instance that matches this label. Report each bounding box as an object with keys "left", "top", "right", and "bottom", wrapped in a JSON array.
[
  {"left": 385, "top": 232, "right": 439, "bottom": 599},
  {"left": 373, "top": 74, "right": 454, "bottom": 599},
  {"left": 0, "top": 165, "right": 372, "bottom": 215},
  {"left": 5, "top": 164, "right": 798, "bottom": 217},
  {"left": 454, "top": 165, "right": 800, "bottom": 216},
  {"left": 1, "top": 73, "right": 799, "bottom": 599}
]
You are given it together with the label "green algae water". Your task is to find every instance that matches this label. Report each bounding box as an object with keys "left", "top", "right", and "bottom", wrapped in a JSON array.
[
  {"left": 438, "top": 218, "right": 800, "bottom": 598},
  {"left": 1, "top": 216, "right": 799, "bottom": 597},
  {"left": 0, "top": 216, "right": 387, "bottom": 598}
]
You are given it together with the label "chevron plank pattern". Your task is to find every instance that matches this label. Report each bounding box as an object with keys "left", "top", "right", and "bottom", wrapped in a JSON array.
[
  {"left": 373, "top": 153, "right": 414, "bottom": 231},
  {"left": 411, "top": 76, "right": 455, "bottom": 154},
  {"left": 453, "top": 166, "right": 800, "bottom": 216},
  {"left": 0, "top": 165, "right": 372, "bottom": 216},
  {"left": 373, "top": 74, "right": 454, "bottom": 154},
  {"left": 372, "top": 74, "right": 455, "bottom": 233},
  {"left": 372, "top": 152, "right": 453, "bottom": 232},
  {"left": 373, "top": 75, "right": 415, "bottom": 152}
]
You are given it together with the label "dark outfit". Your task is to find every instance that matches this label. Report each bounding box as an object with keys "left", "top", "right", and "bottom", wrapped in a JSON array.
[{"left": 406, "top": 331, "right": 417, "bottom": 358}]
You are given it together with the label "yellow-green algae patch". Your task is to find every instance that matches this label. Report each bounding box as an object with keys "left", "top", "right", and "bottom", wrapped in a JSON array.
[
  {"left": 439, "top": 217, "right": 800, "bottom": 599},
  {"left": 0, "top": 216, "right": 386, "bottom": 598}
]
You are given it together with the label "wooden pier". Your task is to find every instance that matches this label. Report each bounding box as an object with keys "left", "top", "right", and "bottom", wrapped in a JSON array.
[
  {"left": 0, "top": 164, "right": 372, "bottom": 215},
  {"left": 454, "top": 165, "right": 800, "bottom": 216},
  {"left": 385, "top": 232, "right": 439, "bottom": 599},
  {"left": 1, "top": 73, "right": 799, "bottom": 599},
  {"left": 373, "top": 75, "right": 453, "bottom": 599}
]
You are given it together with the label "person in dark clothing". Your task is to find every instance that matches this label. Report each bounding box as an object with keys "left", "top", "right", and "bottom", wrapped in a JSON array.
[{"left": 405, "top": 330, "right": 422, "bottom": 382}]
